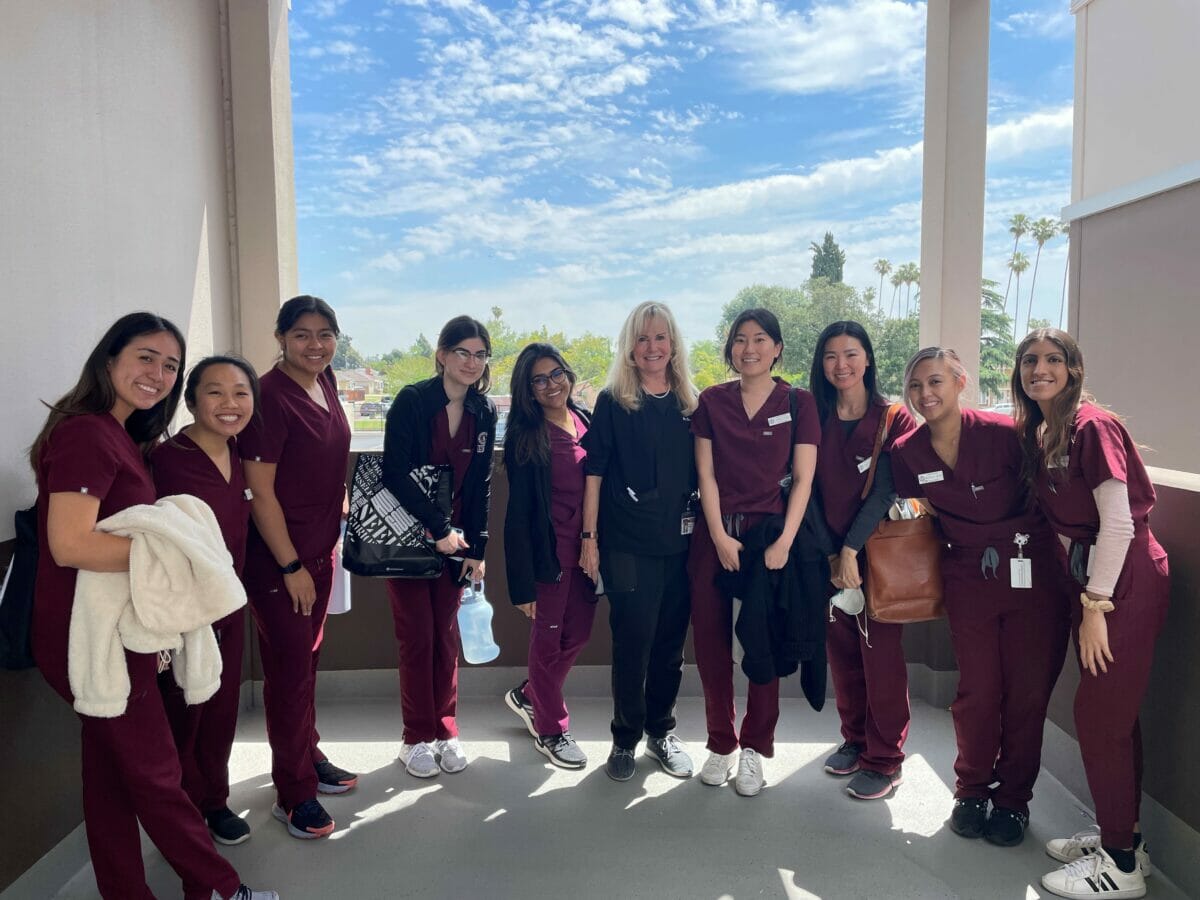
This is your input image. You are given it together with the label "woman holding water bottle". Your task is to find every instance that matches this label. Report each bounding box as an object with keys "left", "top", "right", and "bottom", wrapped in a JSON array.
[{"left": 381, "top": 315, "right": 497, "bottom": 779}]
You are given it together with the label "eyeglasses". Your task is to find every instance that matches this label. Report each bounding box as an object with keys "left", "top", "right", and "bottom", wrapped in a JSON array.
[
  {"left": 450, "top": 348, "right": 491, "bottom": 364},
  {"left": 531, "top": 367, "right": 568, "bottom": 392}
]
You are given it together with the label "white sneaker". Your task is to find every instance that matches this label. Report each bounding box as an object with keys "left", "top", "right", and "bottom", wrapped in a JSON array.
[
  {"left": 699, "top": 751, "right": 737, "bottom": 786},
  {"left": 1045, "top": 826, "right": 1152, "bottom": 877},
  {"left": 436, "top": 737, "right": 468, "bottom": 773},
  {"left": 399, "top": 741, "right": 440, "bottom": 778},
  {"left": 734, "top": 748, "right": 764, "bottom": 797},
  {"left": 1041, "top": 849, "right": 1146, "bottom": 900}
]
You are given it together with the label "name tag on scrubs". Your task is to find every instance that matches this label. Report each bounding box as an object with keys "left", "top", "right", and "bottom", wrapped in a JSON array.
[
  {"left": 918, "top": 470, "right": 944, "bottom": 485},
  {"left": 680, "top": 493, "right": 698, "bottom": 536},
  {"left": 1010, "top": 558, "right": 1032, "bottom": 589},
  {"left": 244, "top": 488, "right": 254, "bottom": 501},
  {"left": 856, "top": 457, "right": 871, "bottom": 474},
  {"left": 767, "top": 412, "right": 791, "bottom": 427}
]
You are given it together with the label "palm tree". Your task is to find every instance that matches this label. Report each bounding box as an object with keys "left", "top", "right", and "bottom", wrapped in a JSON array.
[
  {"left": 897, "top": 262, "right": 919, "bottom": 316},
  {"left": 889, "top": 271, "right": 903, "bottom": 317},
  {"left": 1007, "top": 251, "right": 1030, "bottom": 337},
  {"left": 1025, "top": 217, "right": 1061, "bottom": 338},
  {"left": 1003, "top": 213, "right": 1030, "bottom": 321},
  {"left": 1058, "top": 221, "right": 1071, "bottom": 329},
  {"left": 908, "top": 263, "right": 920, "bottom": 314},
  {"left": 873, "top": 259, "right": 892, "bottom": 312}
]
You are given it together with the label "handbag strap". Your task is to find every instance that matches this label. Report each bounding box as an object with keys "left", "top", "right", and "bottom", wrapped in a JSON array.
[{"left": 859, "top": 403, "right": 903, "bottom": 501}]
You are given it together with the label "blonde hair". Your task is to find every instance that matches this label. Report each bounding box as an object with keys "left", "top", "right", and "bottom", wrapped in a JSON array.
[
  {"left": 606, "top": 301, "right": 699, "bottom": 414},
  {"left": 901, "top": 347, "right": 969, "bottom": 414}
]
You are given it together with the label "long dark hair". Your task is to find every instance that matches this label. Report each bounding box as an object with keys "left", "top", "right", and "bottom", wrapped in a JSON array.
[
  {"left": 504, "top": 343, "right": 579, "bottom": 467},
  {"left": 1011, "top": 327, "right": 1091, "bottom": 488},
  {"left": 30, "top": 312, "right": 187, "bottom": 469},
  {"left": 808, "top": 320, "right": 886, "bottom": 422},
  {"left": 436, "top": 315, "right": 492, "bottom": 394}
]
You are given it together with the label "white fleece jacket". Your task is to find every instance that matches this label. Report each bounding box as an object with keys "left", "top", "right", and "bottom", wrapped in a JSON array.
[{"left": 68, "top": 494, "right": 247, "bottom": 717}]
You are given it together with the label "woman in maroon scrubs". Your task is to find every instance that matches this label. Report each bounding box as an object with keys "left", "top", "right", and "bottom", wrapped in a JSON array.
[
  {"left": 1012, "top": 330, "right": 1168, "bottom": 900},
  {"left": 30, "top": 313, "right": 274, "bottom": 900},
  {"left": 890, "top": 347, "right": 1070, "bottom": 848},
  {"left": 382, "top": 315, "right": 497, "bottom": 779},
  {"left": 809, "top": 321, "right": 916, "bottom": 801},
  {"left": 690, "top": 307, "right": 819, "bottom": 797},
  {"left": 503, "top": 342, "right": 596, "bottom": 768},
  {"left": 241, "top": 295, "right": 354, "bottom": 841},
  {"left": 152, "top": 355, "right": 259, "bottom": 846}
]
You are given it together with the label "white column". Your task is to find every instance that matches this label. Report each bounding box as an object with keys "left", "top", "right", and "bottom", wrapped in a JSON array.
[
  {"left": 226, "top": 0, "right": 298, "bottom": 372},
  {"left": 919, "top": 0, "right": 989, "bottom": 401}
]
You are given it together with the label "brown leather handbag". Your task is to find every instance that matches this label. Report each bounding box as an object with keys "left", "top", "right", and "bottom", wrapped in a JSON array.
[{"left": 860, "top": 405, "right": 945, "bottom": 624}]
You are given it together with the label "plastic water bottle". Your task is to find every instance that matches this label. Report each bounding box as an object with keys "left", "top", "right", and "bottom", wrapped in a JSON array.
[{"left": 458, "top": 580, "right": 500, "bottom": 664}]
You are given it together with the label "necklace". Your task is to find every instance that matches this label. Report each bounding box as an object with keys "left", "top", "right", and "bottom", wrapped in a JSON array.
[{"left": 646, "top": 388, "right": 671, "bottom": 399}]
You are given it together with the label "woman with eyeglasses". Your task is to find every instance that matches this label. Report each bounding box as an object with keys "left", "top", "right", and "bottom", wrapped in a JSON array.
[
  {"left": 502, "top": 343, "right": 596, "bottom": 768},
  {"left": 382, "top": 315, "right": 497, "bottom": 778}
]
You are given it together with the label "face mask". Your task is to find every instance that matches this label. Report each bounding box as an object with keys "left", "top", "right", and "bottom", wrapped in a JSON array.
[{"left": 830, "top": 587, "right": 865, "bottom": 617}]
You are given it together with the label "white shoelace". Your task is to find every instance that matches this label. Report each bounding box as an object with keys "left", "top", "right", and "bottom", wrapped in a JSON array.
[{"left": 1061, "top": 853, "right": 1104, "bottom": 880}]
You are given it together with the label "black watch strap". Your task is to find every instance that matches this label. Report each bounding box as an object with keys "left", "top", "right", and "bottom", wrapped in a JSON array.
[{"left": 279, "top": 559, "right": 303, "bottom": 575}]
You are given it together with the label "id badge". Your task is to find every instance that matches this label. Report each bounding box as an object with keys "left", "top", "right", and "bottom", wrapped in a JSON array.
[
  {"left": 1010, "top": 558, "right": 1032, "bottom": 589},
  {"left": 681, "top": 492, "right": 698, "bottom": 536}
]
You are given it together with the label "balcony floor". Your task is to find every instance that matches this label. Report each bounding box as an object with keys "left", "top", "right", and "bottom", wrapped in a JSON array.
[{"left": 44, "top": 691, "right": 1185, "bottom": 900}]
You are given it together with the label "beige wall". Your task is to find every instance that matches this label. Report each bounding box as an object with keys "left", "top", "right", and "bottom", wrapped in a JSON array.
[
  {"left": 0, "top": 1, "right": 235, "bottom": 536},
  {"left": 1072, "top": 0, "right": 1200, "bottom": 202}
]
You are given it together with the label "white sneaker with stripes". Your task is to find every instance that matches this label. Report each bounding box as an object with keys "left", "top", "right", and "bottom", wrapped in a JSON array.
[
  {"left": 1041, "top": 848, "right": 1146, "bottom": 899},
  {"left": 1045, "top": 826, "right": 1151, "bottom": 877}
]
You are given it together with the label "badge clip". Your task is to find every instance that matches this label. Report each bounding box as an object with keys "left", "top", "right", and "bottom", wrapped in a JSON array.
[{"left": 1010, "top": 533, "right": 1032, "bottom": 589}]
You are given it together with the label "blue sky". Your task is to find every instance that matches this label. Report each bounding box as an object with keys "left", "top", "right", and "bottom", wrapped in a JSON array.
[{"left": 289, "top": 0, "right": 1075, "bottom": 356}]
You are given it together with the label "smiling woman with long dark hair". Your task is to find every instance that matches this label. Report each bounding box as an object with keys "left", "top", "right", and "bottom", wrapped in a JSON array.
[{"left": 502, "top": 342, "right": 597, "bottom": 768}]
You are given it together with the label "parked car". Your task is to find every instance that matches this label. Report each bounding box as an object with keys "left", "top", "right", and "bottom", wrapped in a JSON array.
[
  {"left": 985, "top": 402, "right": 1014, "bottom": 417},
  {"left": 359, "top": 401, "right": 383, "bottom": 418}
]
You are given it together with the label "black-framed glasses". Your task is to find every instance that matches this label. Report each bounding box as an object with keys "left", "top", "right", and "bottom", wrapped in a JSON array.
[
  {"left": 450, "top": 347, "right": 491, "bottom": 364},
  {"left": 531, "top": 367, "right": 567, "bottom": 391}
]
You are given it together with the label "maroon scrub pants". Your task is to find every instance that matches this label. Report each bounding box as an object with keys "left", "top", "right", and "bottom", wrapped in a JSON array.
[
  {"left": 388, "top": 566, "right": 465, "bottom": 744},
  {"left": 246, "top": 551, "right": 333, "bottom": 811},
  {"left": 943, "top": 546, "right": 1070, "bottom": 816},
  {"left": 688, "top": 514, "right": 780, "bottom": 757},
  {"left": 43, "top": 650, "right": 241, "bottom": 900},
  {"left": 826, "top": 606, "right": 909, "bottom": 775},
  {"left": 523, "top": 564, "right": 597, "bottom": 736},
  {"left": 1073, "top": 542, "right": 1169, "bottom": 848},
  {"left": 160, "top": 609, "right": 245, "bottom": 814}
]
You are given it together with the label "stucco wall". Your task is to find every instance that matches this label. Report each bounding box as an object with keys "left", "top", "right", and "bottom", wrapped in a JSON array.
[
  {"left": 1072, "top": 0, "right": 1200, "bottom": 202},
  {"left": 0, "top": 1, "right": 236, "bottom": 540}
]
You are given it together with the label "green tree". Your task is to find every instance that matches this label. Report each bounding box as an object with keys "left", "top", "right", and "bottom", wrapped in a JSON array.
[
  {"left": 1003, "top": 213, "right": 1030, "bottom": 318},
  {"left": 873, "top": 259, "right": 892, "bottom": 311},
  {"left": 1058, "top": 220, "right": 1071, "bottom": 328},
  {"left": 1006, "top": 251, "right": 1030, "bottom": 338},
  {"left": 809, "top": 232, "right": 846, "bottom": 283},
  {"left": 1027, "top": 317, "right": 1052, "bottom": 332},
  {"left": 332, "top": 334, "right": 365, "bottom": 370},
  {"left": 979, "top": 279, "right": 1017, "bottom": 403},
  {"left": 872, "top": 315, "right": 920, "bottom": 398},
  {"left": 1025, "top": 217, "right": 1061, "bottom": 337},
  {"left": 889, "top": 271, "right": 903, "bottom": 317},
  {"left": 563, "top": 333, "right": 613, "bottom": 388},
  {"left": 689, "top": 338, "right": 730, "bottom": 390}
]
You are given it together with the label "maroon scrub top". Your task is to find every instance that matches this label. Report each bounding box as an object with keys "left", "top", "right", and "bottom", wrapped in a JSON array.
[
  {"left": 430, "top": 405, "right": 475, "bottom": 527},
  {"left": 240, "top": 366, "right": 350, "bottom": 563},
  {"left": 691, "top": 378, "right": 820, "bottom": 516},
  {"left": 891, "top": 408, "right": 1047, "bottom": 549},
  {"left": 549, "top": 409, "right": 588, "bottom": 562},
  {"left": 817, "top": 401, "right": 917, "bottom": 541},
  {"left": 151, "top": 432, "right": 251, "bottom": 576},
  {"left": 33, "top": 413, "right": 158, "bottom": 696}
]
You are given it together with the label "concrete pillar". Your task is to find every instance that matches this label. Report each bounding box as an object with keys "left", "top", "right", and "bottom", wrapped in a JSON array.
[
  {"left": 919, "top": 0, "right": 989, "bottom": 402},
  {"left": 226, "top": 0, "right": 298, "bottom": 372}
]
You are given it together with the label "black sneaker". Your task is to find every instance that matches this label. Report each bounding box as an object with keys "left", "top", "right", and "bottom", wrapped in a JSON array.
[
  {"left": 205, "top": 806, "right": 251, "bottom": 846},
  {"left": 272, "top": 798, "right": 335, "bottom": 840},
  {"left": 823, "top": 741, "right": 863, "bottom": 776},
  {"left": 846, "top": 766, "right": 902, "bottom": 800},
  {"left": 645, "top": 734, "right": 693, "bottom": 778},
  {"left": 949, "top": 797, "right": 989, "bottom": 839},
  {"left": 536, "top": 731, "right": 588, "bottom": 769},
  {"left": 984, "top": 807, "right": 1029, "bottom": 847},
  {"left": 605, "top": 746, "right": 636, "bottom": 782},
  {"left": 504, "top": 681, "right": 537, "bottom": 738},
  {"left": 315, "top": 759, "right": 358, "bottom": 794}
]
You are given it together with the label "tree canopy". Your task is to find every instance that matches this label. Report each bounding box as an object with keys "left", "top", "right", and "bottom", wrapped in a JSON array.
[{"left": 809, "top": 232, "right": 846, "bottom": 283}]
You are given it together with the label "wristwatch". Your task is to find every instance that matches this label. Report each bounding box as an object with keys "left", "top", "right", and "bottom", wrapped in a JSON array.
[
  {"left": 279, "top": 559, "right": 303, "bottom": 575},
  {"left": 580, "top": 531, "right": 598, "bottom": 540}
]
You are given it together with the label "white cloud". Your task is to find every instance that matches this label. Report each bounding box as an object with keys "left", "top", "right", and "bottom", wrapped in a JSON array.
[
  {"left": 997, "top": 9, "right": 1073, "bottom": 40},
  {"left": 310, "top": 0, "right": 349, "bottom": 20},
  {"left": 368, "top": 249, "right": 427, "bottom": 271},
  {"left": 587, "top": 0, "right": 679, "bottom": 32},
  {"left": 987, "top": 105, "right": 1073, "bottom": 159}
]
